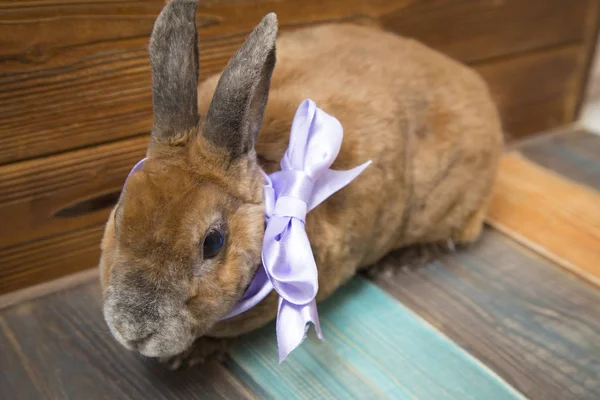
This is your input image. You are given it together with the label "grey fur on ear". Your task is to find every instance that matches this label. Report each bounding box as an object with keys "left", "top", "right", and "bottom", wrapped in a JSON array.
[
  {"left": 149, "top": 0, "right": 200, "bottom": 144},
  {"left": 204, "top": 13, "right": 278, "bottom": 159}
]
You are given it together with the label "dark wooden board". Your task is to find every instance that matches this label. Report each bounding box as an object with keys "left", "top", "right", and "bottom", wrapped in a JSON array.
[
  {"left": 0, "top": 225, "right": 104, "bottom": 295},
  {"left": 475, "top": 46, "right": 581, "bottom": 138},
  {"left": 0, "top": 136, "right": 147, "bottom": 249},
  {"left": 0, "top": 283, "right": 257, "bottom": 400},
  {"left": 519, "top": 129, "right": 600, "bottom": 191},
  {"left": 0, "top": 134, "right": 146, "bottom": 294},
  {"left": 0, "top": 0, "right": 595, "bottom": 164},
  {"left": 380, "top": 0, "right": 594, "bottom": 64},
  {"left": 372, "top": 229, "right": 600, "bottom": 400}
]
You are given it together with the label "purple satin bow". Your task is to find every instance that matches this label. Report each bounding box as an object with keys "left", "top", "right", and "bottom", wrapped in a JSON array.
[
  {"left": 222, "top": 99, "right": 371, "bottom": 361},
  {"left": 124, "top": 99, "right": 371, "bottom": 363}
]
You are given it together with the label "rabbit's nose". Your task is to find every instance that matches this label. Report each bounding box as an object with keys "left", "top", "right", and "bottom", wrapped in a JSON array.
[
  {"left": 114, "top": 322, "right": 157, "bottom": 351},
  {"left": 125, "top": 332, "right": 155, "bottom": 350}
]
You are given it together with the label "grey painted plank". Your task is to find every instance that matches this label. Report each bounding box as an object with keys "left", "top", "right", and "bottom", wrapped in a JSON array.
[
  {"left": 520, "top": 129, "right": 600, "bottom": 190},
  {"left": 0, "top": 320, "right": 42, "bottom": 400},
  {"left": 0, "top": 284, "right": 255, "bottom": 400},
  {"left": 372, "top": 229, "right": 600, "bottom": 400}
]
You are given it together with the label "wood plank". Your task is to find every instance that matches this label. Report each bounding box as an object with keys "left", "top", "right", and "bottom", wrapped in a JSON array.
[
  {"left": 0, "top": 0, "right": 593, "bottom": 164},
  {"left": 475, "top": 46, "right": 581, "bottom": 138},
  {"left": 0, "top": 282, "right": 257, "bottom": 400},
  {"left": 230, "top": 278, "right": 524, "bottom": 400},
  {"left": 0, "top": 224, "right": 104, "bottom": 295},
  {"left": 380, "top": 0, "right": 592, "bottom": 63},
  {"left": 0, "top": 267, "right": 98, "bottom": 310},
  {"left": 0, "top": 322, "right": 42, "bottom": 400},
  {"left": 372, "top": 229, "right": 600, "bottom": 400},
  {"left": 0, "top": 136, "right": 146, "bottom": 248},
  {"left": 488, "top": 152, "right": 600, "bottom": 285},
  {"left": 519, "top": 129, "right": 600, "bottom": 190}
]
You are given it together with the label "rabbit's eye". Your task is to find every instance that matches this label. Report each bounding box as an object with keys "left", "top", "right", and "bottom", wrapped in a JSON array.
[{"left": 203, "top": 229, "right": 224, "bottom": 259}]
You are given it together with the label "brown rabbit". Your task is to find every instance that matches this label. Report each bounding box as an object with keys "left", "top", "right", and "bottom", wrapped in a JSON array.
[{"left": 100, "top": 0, "right": 502, "bottom": 366}]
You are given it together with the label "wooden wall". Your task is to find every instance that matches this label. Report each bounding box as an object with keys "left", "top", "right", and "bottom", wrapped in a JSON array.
[
  {"left": 1, "top": 0, "right": 599, "bottom": 295},
  {"left": 580, "top": 37, "right": 600, "bottom": 132}
]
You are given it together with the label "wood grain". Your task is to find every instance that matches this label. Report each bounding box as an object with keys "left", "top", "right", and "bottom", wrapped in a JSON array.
[
  {"left": 0, "top": 135, "right": 147, "bottom": 293},
  {"left": 0, "top": 0, "right": 594, "bottom": 164},
  {"left": 0, "top": 225, "right": 104, "bottom": 295},
  {"left": 372, "top": 229, "right": 600, "bottom": 400},
  {"left": 0, "top": 282, "right": 257, "bottom": 400},
  {"left": 0, "top": 325, "right": 41, "bottom": 400},
  {"left": 379, "top": 0, "right": 592, "bottom": 63},
  {"left": 488, "top": 152, "right": 600, "bottom": 286},
  {"left": 0, "top": 267, "right": 98, "bottom": 310},
  {"left": 475, "top": 45, "right": 581, "bottom": 138},
  {"left": 0, "top": 136, "right": 147, "bottom": 248},
  {"left": 230, "top": 278, "right": 524, "bottom": 400}
]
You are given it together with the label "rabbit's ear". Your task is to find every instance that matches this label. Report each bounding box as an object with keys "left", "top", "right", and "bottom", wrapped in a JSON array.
[
  {"left": 203, "top": 13, "right": 278, "bottom": 159},
  {"left": 149, "top": 0, "right": 200, "bottom": 144}
]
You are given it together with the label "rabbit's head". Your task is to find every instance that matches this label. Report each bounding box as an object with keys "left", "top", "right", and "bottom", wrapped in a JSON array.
[{"left": 100, "top": 0, "right": 277, "bottom": 358}]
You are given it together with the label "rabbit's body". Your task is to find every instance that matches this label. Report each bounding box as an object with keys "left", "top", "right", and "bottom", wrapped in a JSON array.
[
  {"left": 100, "top": 1, "right": 502, "bottom": 362},
  {"left": 203, "top": 24, "right": 502, "bottom": 337}
]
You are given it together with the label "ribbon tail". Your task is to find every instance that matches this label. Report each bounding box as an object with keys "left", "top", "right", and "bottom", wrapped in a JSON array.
[
  {"left": 276, "top": 298, "right": 323, "bottom": 363},
  {"left": 220, "top": 268, "right": 273, "bottom": 320},
  {"left": 309, "top": 160, "right": 372, "bottom": 211}
]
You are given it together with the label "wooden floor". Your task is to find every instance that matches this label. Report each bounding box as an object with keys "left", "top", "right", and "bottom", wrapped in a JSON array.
[
  {"left": 1, "top": 128, "right": 599, "bottom": 400},
  {"left": 487, "top": 132, "right": 600, "bottom": 285}
]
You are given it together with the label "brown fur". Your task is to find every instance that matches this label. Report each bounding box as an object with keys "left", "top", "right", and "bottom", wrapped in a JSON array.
[{"left": 100, "top": 1, "right": 502, "bottom": 362}]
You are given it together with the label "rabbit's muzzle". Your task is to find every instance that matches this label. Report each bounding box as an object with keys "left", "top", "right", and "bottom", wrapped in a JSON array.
[{"left": 103, "top": 275, "right": 196, "bottom": 358}]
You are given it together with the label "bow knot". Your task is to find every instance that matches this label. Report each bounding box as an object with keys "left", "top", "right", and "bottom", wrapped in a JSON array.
[
  {"left": 273, "top": 197, "right": 308, "bottom": 222},
  {"left": 270, "top": 170, "right": 314, "bottom": 223}
]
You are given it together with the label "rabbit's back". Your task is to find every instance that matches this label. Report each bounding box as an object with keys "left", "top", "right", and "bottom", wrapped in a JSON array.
[{"left": 261, "top": 23, "right": 502, "bottom": 162}]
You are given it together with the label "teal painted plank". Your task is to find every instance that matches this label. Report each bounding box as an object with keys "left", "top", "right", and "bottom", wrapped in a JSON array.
[{"left": 230, "top": 278, "right": 525, "bottom": 400}]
